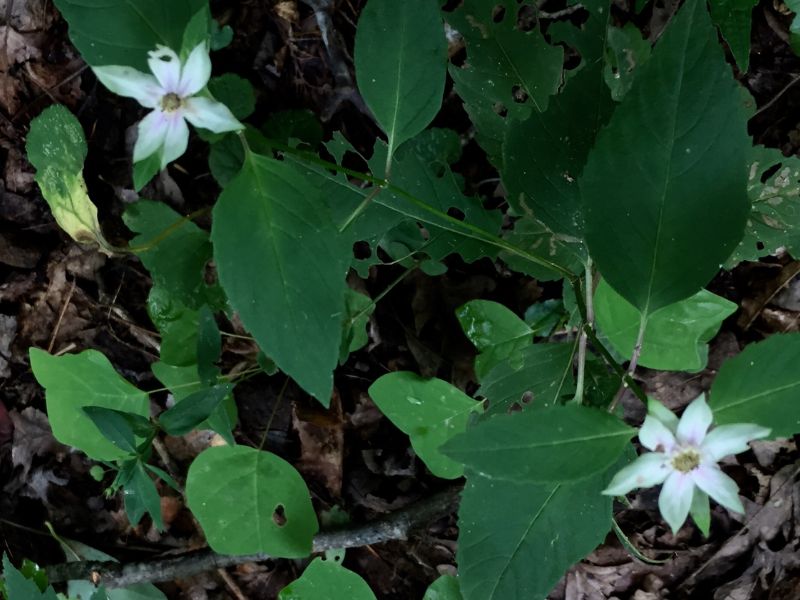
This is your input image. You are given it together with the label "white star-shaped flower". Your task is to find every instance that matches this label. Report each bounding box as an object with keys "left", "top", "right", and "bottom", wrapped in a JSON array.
[
  {"left": 603, "top": 395, "right": 770, "bottom": 534},
  {"left": 92, "top": 43, "right": 243, "bottom": 170}
]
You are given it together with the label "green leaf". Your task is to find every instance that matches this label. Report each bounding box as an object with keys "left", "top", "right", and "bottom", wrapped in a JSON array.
[
  {"left": 549, "top": 0, "right": 611, "bottom": 68},
  {"left": 455, "top": 300, "right": 533, "bottom": 381},
  {"left": 1, "top": 556, "right": 58, "bottom": 600},
  {"left": 123, "top": 460, "right": 164, "bottom": 530},
  {"left": 423, "top": 575, "right": 463, "bottom": 600},
  {"left": 186, "top": 445, "right": 319, "bottom": 556},
  {"left": 278, "top": 557, "right": 376, "bottom": 600},
  {"left": 340, "top": 289, "right": 373, "bottom": 364},
  {"left": 446, "top": 0, "right": 564, "bottom": 164},
  {"left": 368, "top": 373, "right": 482, "bottom": 479},
  {"left": 26, "top": 105, "right": 110, "bottom": 250},
  {"left": 594, "top": 279, "right": 737, "bottom": 372},
  {"left": 479, "top": 343, "right": 576, "bottom": 417},
  {"left": 442, "top": 404, "right": 634, "bottom": 482},
  {"left": 709, "top": 0, "right": 757, "bottom": 72},
  {"left": 52, "top": 0, "right": 207, "bottom": 69},
  {"left": 207, "top": 74, "right": 256, "bottom": 120},
  {"left": 29, "top": 348, "right": 150, "bottom": 461},
  {"left": 211, "top": 153, "right": 350, "bottom": 405},
  {"left": 580, "top": 0, "right": 750, "bottom": 315},
  {"left": 82, "top": 407, "right": 140, "bottom": 455},
  {"left": 354, "top": 0, "right": 447, "bottom": 170},
  {"left": 132, "top": 152, "right": 161, "bottom": 192},
  {"left": 499, "top": 219, "right": 585, "bottom": 282},
  {"left": 180, "top": 5, "right": 211, "bottom": 56},
  {"left": 456, "top": 469, "right": 613, "bottom": 600},
  {"left": 262, "top": 110, "right": 324, "bottom": 147},
  {"left": 728, "top": 146, "right": 800, "bottom": 265},
  {"left": 147, "top": 288, "right": 200, "bottom": 366},
  {"left": 604, "top": 24, "right": 652, "bottom": 101},
  {"left": 709, "top": 334, "right": 800, "bottom": 437},
  {"left": 124, "top": 201, "right": 213, "bottom": 308},
  {"left": 158, "top": 384, "right": 233, "bottom": 436},
  {"left": 196, "top": 305, "right": 221, "bottom": 385}
]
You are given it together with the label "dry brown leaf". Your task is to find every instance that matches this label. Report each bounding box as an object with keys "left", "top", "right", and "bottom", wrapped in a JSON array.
[
  {"left": 292, "top": 390, "right": 344, "bottom": 497},
  {"left": 9, "top": 407, "right": 65, "bottom": 479}
]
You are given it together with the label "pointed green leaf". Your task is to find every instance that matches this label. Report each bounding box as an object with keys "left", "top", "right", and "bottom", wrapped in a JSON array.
[
  {"left": 709, "top": 334, "right": 800, "bottom": 437},
  {"left": 581, "top": 0, "right": 750, "bottom": 315},
  {"left": 368, "top": 373, "right": 482, "bottom": 479},
  {"left": 211, "top": 154, "right": 350, "bottom": 405},
  {"left": 710, "top": 0, "right": 757, "bottom": 72},
  {"left": 423, "top": 575, "right": 463, "bottom": 600},
  {"left": 442, "top": 405, "right": 634, "bottom": 482},
  {"left": 340, "top": 289, "right": 373, "bottom": 364},
  {"left": 187, "top": 445, "right": 319, "bottom": 556},
  {"left": 29, "top": 348, "right": 150, "bottom": 461},
  {"left": 158, "top": 384, "right": 233, "bottom": 436},
  {"left": 82, "top": 407, "right": 140, "bottom": 455},
  {"left": 354, "top": 0, "right": 447, "bottom": 168},
  {"left": 278, "top": 557, "right": 376, "bottom": 600},
  {"left": 124, "top": 460, "right": 164, "bottom": 530},
  {"left": 2, "top": 556, "right": 59, "bottom": 600},
  {"left": 594, "top": 279, "right": 737, "bottom": 371}
]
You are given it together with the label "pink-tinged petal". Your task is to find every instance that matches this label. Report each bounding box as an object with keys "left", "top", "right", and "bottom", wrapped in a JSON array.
[
  {"left": 92, "top": 66, "right": 161, "bottom": 108},
  {"left": 658, "top": 471, "right": 695, "bottom": 534},
  {"left": 133, "top": 110, "right": 169, "bottom": 163},
  {"left": 676, "top": 394, "right": 713, "bottom": 446},
  {"left": 602, "top": 453, "right": 670, "bottom": 496},
  {"left": 701, "top": 424, "right": 771, "bottom": 462},
  {"left": 647, "top": 397, "right": 679, "bottom": 433},
  {"left": 159, "top": 115, "right": 189, "bottom": 169},
  {"left": 639, "top": 413, "right": 677, "bottom": 453},
  {"left": 147, "top": 45, "right": 182, "bottom": 92},
  {"left": 182, "top": 97, "right": 243, "bottom": 133},
  {"left": 691, "top": 464, "right": 744, "bottom": 514},
  {"left": 178, "top": 43, "right": 212, "bottom": 96}
]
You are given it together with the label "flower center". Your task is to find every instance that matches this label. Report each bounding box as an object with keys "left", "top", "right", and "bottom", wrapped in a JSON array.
[
  {"left": 670, "top": 448, "right": 701, "bottom": 473},
  {"left": 161, "top": 93, "right": 183, "bottom": 112}
]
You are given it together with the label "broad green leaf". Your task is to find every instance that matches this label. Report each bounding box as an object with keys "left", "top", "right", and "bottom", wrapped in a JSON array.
[
  {"left": 180, "top": 5, "right": 211, "bottom": 55},
  {"left": 208, "top": 74, "right": 256, "bottom": 120},
  {"left": 710, "top": 0, "right": 757, "bottom": 72},
  {"left": 29, "top": 349, "right": 150, "bottom": 461},
  {"left": 147, "top": 287, "right": 200, "bottom": 366},
  {"left": 728, "top": 146, "right": 800, "bottom": 265},
  {"left": 446, "top": 0, "right": 563, "bottom": 163},
  {"left": 354, "top": 0, "right": 447, "bottom": 169},
  {"left": 456, "top": 300, "right": 533, "bottom": 381},
  {"left": 340, "top": 289, "right": 373, "bottom": 364},
  {"left": 594, "top": 279, "right": 737, "bottom": 371},
  {"left": 368, "top": 373, "right": 482, "bottom": 479},
  {"left": 278, "top": 557, "right": 376, "bottom": 600},
  {"left": 186, "top": 445, "right": 318, "bottom": 556},
  {"left": 604, "top": 24, "right": 651, "bottom": 101},
  {"left": 479, "top": 343, "right": 576, "bottom": 416},
  {"left": 503, "top": 60, "right": 614, "bottom": 238},
  {"left": 52, "top": 0, "right": 206, "bottom": 69},
  {"left": 211, "top": 153, "right": 350, "bottom": 405},
  {"left": 456, "top": 469, "right": 613, "bottom": 600},
  {"left": 123, "top": 460, "right": 164, "bottom": 530},
  {"left": 124, "top": 201, "right": 212, "bottom": 308},
  {"left": 709, "top": 334, "right": 800, "bottom": 437},
  {"left": 158, "top": 384, "right": 232, "bottom": 436},
  {"left": 1, "top": 556, "right": 58, "bottom": 600},
  {"left": 26, "top": 105, "right": 110, "bottom": 250},
  {"left": 500, "top": 219, "right": 584, "bottom": 282},
  {"left": 423, "top": 575, "right": 462, "bottom": 600},
  {"left": 581, "top": 0, "right": 750, "bottom": 315},
  {"left": 442, "top": 404, "right": 634, "bottom": 482}
]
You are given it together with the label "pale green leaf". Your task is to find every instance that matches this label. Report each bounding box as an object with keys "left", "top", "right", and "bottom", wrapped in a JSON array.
[
  {"left": 186, "top": 445, "right": 318, "bottom": 556},
  {"left": 368, "top": 373, "right": 482, "bottom": 479},
  {"left": 278, "top": 557, "right": 376, "bottom": 600},
  {"left": 423, "top": 575, "right": 463, "bottom": 600}
]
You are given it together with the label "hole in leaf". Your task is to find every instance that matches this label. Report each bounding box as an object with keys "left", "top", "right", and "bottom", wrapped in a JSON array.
[
  {"left": 447, "top": 207, "right": 466, "bottom": 220},
  {"left": 492, "top": 4, "right": 506, "bottom": 22},
  {"left": 521, "top": 390, "right": 534, "bottom": 405},
  {"left": 757, "top": 241, "right": 765, "bottom": 251},
  {"left": 508, "top": 401, "right": 523, "bottom": 413},
  {"left": 761, "top": 163, "right": 781, "bottom": 183},
  {"left": 272, "top": 504, "right": 287, "bottom": 527},
  {"left": 494, "top": 102, "right": 508, "bottom": 118},
  {"left": 353, "top": 241, "right": 372, "bottom": 259},
  {"left": 511, "top": 85, "right": 529, "bottom": 104}
]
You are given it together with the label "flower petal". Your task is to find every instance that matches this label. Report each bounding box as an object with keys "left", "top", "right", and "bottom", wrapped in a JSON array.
[
  {"left": 639, "top": 413, "right": 677, "bottom": 453},
  {"left": 182, "top": 97, "right": 243, "bottom": 133},
  {"left": 92, "top": 66, "right": 162, "bottom": 108},
  {"left": 647, "top": 397, "right": 679, "bottom": 433},
  {"left": 691, "top": 464, "right": 744, "bottom": 514},
  {"left": 658, "top": 471, "right": 694, "bottom": 534},
  {"left": 178, "top": 43, "right": 212, "bottom": 96},
  {"left": 690, "top": 488, "right": 711, "bottom": 537},
  {"left": 676, "top": 394, "right": 713, "bottom": 446},
  {"left": 602, "top": 453, "right": 670, "bottom": 496},
  {"left": 701, "top": 423, "right": 771, "bottom": 462},
  {"left": 148, "top": 45, "right": 182, "bottom": 92},
  {"left": 159, "top": 115, "right": 190, "bottom": 169},
  {"left": 133, "top": 110, "right": 169, "bottom": 163}
]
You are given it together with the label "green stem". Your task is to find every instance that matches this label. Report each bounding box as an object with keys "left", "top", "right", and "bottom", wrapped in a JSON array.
[
  {"left": 573, "top": 258, "right": 594, "bottom": 405},
  {"left": 608, "top": 315, "right": 648, "bottom": 413}
]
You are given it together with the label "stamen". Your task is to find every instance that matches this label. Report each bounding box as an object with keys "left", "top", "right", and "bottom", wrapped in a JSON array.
[
  {"left": 670, "top": 448, "right": 701, "bottom": 473},
  {"left": 161, "top": 93, "right": 183, "bottom": 112}
]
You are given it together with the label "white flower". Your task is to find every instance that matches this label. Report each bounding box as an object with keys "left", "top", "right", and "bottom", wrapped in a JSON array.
[
  {"left": 603, "top": 395, "right": 770, "bottom": 534},
  {"left": 92, "top": 43, "right": 243, "bottom": 170}
]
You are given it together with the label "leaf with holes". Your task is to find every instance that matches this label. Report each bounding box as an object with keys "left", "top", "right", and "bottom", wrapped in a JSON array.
[
  {"left": 581, "top": 0, "right": 750, "bottom": 315},
  {"left": 709, "top": 0, "right": 758, "bottom": 72},
  {"left": 442, "top": 404, "right": 634, "bottom": 482},
  {"left": 594, "top": 279, "right": 737, "bottom": 372},
  {"left": 709, "top": 334, "right": 800, "bottom": 437},
  {"left": 186, "top": 445, "right": 318, "bottom": 556},
  {"left": 354, "top": 0, "right": 447, "bottom": 170},
  {"left": 278, "top": 557, "right": 376, "bottom": 600},
  {"left": 368, "top": 373, "right": 482, "bottom": 479},
  {"left": 29, "top": 349, "right": 150, "bottom": 461}
]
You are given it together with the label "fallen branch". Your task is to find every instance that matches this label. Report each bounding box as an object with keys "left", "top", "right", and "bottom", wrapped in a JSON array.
[{"left": 46, "top": 486, "right": 462, "bottom": 588}]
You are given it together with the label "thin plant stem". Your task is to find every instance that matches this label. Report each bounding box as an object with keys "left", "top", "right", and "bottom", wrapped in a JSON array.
[
  {"left": 573, "top": 258, "right": 593, "bottom": 405},
  {"left": 339, "top": 184, "right": 385, "bottom": 232},
  {"left": 348, "top": 265, "right": 417, "bottom": 326},
  {"left": 259, "top": 376, "right": 290, "bottom": 451},
  {"left": 608, "top": 316, "right": 647, "bottom": 413}
]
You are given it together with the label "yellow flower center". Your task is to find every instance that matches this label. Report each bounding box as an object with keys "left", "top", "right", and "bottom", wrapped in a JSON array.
[
  {"left": 161, "top": 93, "right": 183, "bottom": 112},
  {"left": 671, "top": 448, "right": 701, "bottom": 473}
]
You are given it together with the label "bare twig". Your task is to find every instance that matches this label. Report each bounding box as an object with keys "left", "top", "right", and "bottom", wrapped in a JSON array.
[
  {"left": 608, "top": 316, "right": 647, "bottom": 413},
  {"left": 46, "top": 486, "right": 462, "bottom": 588}
]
